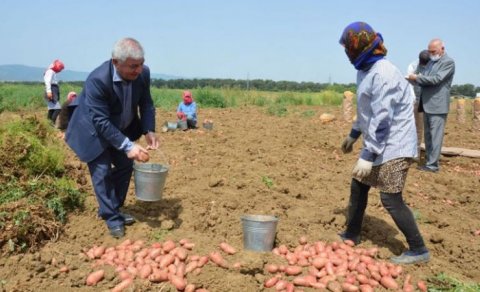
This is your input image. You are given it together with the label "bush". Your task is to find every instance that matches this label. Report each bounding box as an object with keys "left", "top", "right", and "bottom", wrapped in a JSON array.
[
  {"left": 267, "top": 104, "right": 288, "bottom": 117},
  {"left": 196, "top": 87, "right": 227, "bottom": 108}
]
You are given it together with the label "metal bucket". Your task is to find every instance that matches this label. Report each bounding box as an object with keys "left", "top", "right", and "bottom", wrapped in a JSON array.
[
  {"left": 241, "top": 215, "right": 278, "bottom": 252},
  {"left": 202, "top": 122, "right": 213, "bottom": 130},
  {"left": 133, "top": 163, "right": 169, "bottom": 201},
  {"left": 178, "top": 120, "right": 188, "bottom": 130},
  {"left": 161, "top": 121, "right": 178, "bottom": 132}
]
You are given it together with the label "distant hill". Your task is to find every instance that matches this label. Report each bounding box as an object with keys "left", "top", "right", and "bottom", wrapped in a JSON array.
[{"left": 0, "top": 64, "right": 181, "bottom": 82}]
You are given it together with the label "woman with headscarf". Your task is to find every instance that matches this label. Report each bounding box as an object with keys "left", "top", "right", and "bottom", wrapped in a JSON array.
[
  {"left": 338, "top": 22, "right": 430, "bottom": 264},
  {"left": 176, "top": 90, "right": 197, "bottom": 129},
  {"left": 43, "top": 59, "right": 65, "bottom": 125}
]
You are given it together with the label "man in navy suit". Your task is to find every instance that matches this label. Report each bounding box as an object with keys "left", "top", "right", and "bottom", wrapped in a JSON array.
[{"left": 66, "top": 37, "right": 159, "bottom": 238}]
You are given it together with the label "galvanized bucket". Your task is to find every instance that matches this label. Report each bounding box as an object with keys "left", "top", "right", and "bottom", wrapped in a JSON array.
[
  {"left": 202, "top": 122, "right": 213, "bottom": 130},
  {"left": 133, "top": 163, "right": 169, "bottom": 201},
  {"left": 178, "top": 120, "right": 188, "bottom": 130},
  {"left": 241, "top": 215, "right": 278, "bottom": 252}
]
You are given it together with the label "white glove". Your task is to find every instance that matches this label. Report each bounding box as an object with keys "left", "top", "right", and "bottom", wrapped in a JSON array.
[
  {"left": 352, "top": 158, "right": 373, "bottom": 179},
  {"left": 341, "top": 136, "right": 357, "bottom": 153}
]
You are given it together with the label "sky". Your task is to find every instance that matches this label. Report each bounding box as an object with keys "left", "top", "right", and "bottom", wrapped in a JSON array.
[{"left": 1, "top": 0, "right": 479, "bottom": 85}]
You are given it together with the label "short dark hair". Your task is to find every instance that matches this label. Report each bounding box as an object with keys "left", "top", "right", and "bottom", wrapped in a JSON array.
[{"left": 419, "top": 50, "right": 430, "bottom": 65}]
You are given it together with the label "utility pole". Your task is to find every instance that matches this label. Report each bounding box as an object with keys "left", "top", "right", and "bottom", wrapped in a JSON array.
[{"left": 246, "top": 72, "right": 250, "bottom": 90}]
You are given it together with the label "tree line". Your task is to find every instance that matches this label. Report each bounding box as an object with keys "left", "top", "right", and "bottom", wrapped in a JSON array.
[
  {"left": 150, "top": 78, "right": 357, "bottom": 93},
  {"left": 150, "top": 78, "right": 479, "bottom": 97}
]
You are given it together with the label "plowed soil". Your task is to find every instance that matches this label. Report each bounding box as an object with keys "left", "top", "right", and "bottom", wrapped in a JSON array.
[{"left": 0, "top": 105, "right": 479, "bottom": 291}]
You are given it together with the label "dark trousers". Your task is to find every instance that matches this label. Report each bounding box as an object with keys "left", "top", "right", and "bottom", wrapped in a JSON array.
[
  {"left": 187, "top": 118, "right": 197, "bottom": 129},
  {"left": 87, "top": 147, "right": 133, "bottom": 228},
  {"left": 346, "top": 178, "right": 426, "bottom": 252},
  {"left": 47, "top": 109, "right": 61, "bottom": 124}
]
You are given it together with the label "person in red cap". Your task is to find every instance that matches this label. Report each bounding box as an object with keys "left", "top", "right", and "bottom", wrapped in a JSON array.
[
  {"left": 176, "top": 90, "right": 197, "bottom": 129},
  {"left": 43, "top": 59, "right": 65, "bottom": 125}
]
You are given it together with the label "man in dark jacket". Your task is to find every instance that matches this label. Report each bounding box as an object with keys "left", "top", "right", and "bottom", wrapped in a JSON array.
[{"left": 66, "top": 37, "right": 159, "bottom": 238}]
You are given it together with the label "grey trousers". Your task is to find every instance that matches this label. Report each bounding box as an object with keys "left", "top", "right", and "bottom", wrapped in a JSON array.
[
  {"left": 414, "top": 101, "right": 423, "bottom": 159},
  {"left": 423, "top": 113, "right": 447, "bottom": 171}
]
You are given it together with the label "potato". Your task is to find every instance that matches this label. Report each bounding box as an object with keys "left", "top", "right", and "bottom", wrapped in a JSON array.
[
  {"left": 284, "top": 265, "right": 302, "bottom": 276},
  {"left": 209, "top": 252, "right": 228, "bottom": 268},
  {"left": 219, "top": 242, "right": 237, "bottom": 255},
  {"left": 86, "top": 270, "right": 105, "bottom": 286},
  {"left": 327, "top": 281, "right": 342, "bottom": 292},
  {"left": 139, "top": 264, "right": 152, "bottom": 279},
  {"left": 292, "top": 276, "right": 310, "bottom": 287},
  {"left": 185, "top": 284, "right": 196, "bottom": 292},
  {"left": 93, "top": 246, "right": 106, "bottom": 258},
  {"left": 344, "top": 239, "right": 356, "bottom": 247},
  {"left": 162, "top": 240, "right": 176, "bottom": 253},
  {"left": 175, "top": 247, "right": 188, "bottom": 260},
  {"left": 176, "top": 262, "right": 186, "bottom": 278},
  {"left": 183, "top": 242, "right": 195, "bottom": 250},
  {"left": 149, "top": 248, "right": 162, "bottom": 259},
  {"left": 170, "top": 275, "right": 187, "bottom": 290},
  {"left": 403, "top": 283, "right": 414, "bottom": 292},
  {"left": 380, "top": 276, "right": 398, "bottom": 290},
  {"left": 111, "top": 278, "right": 133, "bottom": 292},
  {"left": 278, "top": 245, "right": 289, "bottom": 254},
  {"left": 197, "top": 256, "right": 209, "bottom": 267},
  {"left": 264, "top": 277, "right": 279, "bottom": 288},
  {"left": 299, "top": 236, "right": 308, "bottom": 245},
  {"left": 118, "top": 270, "right": 132, "bottom": 281},
  {"left": 359, "top": 284, "right": 374, "bottom": 292},
  {"left": 159, "top": 254, "right": 175, "bottom": 268},
  {"left": 275, "top": 280, "right": 288, "bottom": 290},
  {"left": 417, "top": 280, "right": 427, "bottom": 292},
  {"left": 138, "top": 151, "right": 150, "bottom": 162},
  {"left": 148, "top": 270, "right": 168, "bottom": 283},
  {"left": 265, "top": 264, "right": 278, "bottom": 273},
  {"left": 357, "top": 274, "right": 369, "bottom": 285},
  {"left": 342, "top": 282, "right": 359, "bottom": 292},
  {"left": 185, "top": 261, "right": 198, "bottom": 274}
]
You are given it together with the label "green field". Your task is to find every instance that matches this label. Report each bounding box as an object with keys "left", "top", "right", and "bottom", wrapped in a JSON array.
[{"left": 0, "top": 82, "right": 345, "bottom": 113}]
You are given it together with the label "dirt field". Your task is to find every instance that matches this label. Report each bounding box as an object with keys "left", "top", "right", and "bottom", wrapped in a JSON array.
[{"left": 0, "top": 105, "right": 479, "bottom": 291}]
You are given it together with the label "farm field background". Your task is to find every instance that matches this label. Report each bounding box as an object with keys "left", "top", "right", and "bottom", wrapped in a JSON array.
[{"left": 0, "top": 84, "right": 479, "bottom": 291}]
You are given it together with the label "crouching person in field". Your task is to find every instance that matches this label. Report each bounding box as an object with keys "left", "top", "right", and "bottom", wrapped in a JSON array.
[
  {"left": 65, "top": 37, "right": 159, "bottom": 238},
  {"left": 338, "top": 22, "right": 430, "bottom": 264},
  {"left": 176, "top": 90, "right": 197, "bottom": 129},
  {"left": 57, "top": 91, "right": 78, "bottom": 131}
]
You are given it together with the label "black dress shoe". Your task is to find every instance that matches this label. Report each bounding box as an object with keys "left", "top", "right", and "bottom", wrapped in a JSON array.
[
  {"left": 416, "top": 166, "right": 438, "bottom": 173},
  {"left": 109, "top": 225, "right": 125, "bottom": 238},
  {"left": 120, "top": 213, "right": 136, "bottom": 225}
]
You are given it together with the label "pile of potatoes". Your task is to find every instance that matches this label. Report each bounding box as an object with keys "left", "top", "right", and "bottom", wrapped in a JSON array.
[
  {"left": 80, "top": 236, "right": 429, "bottom": 291},
  {"left": 264, "top": 236, "right": 427, "bottom": 291},
  {"left": 82, "top": 238, "right": 238, "bottom": 291}
]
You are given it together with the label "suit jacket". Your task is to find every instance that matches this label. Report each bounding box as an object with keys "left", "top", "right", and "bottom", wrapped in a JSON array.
[
  {"left": 66, "top": 60, "right": 155, "bottom": 162},
  {"left": 416, "top": 54, "right": 455, "bottom": 114}
]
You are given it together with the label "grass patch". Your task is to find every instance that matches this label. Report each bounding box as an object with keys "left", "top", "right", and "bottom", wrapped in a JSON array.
[
  {"left": 267, "top": 104, "right": 288, "bottom": 117},
  {"left": 151, "top": 229, "right": 170, "bottom": 241},
  {"left": 301, "top": 110, "right": 316, "bottom": 118},
  {"left": 262, "top": 176, "right": 274, "bottom": 188},
  {"left": 0, "top": 117, "right": 85, "bottom": 253},
  {"left": 428, "top": 273, "right": 480, "bottom": 291}
]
